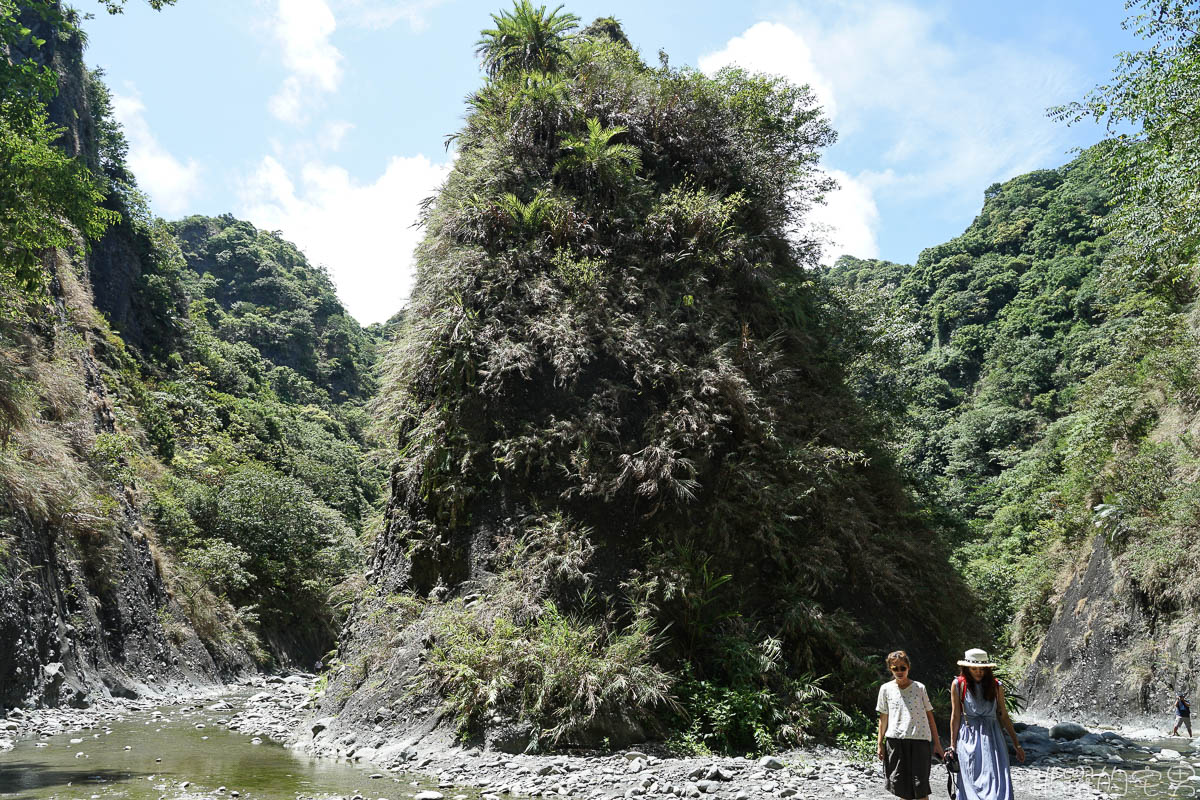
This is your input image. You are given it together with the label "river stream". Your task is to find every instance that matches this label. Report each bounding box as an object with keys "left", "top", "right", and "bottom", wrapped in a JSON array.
[
  {"left": 0, "top": 692, "right": 472, "bottom": 800},
  {"left": 4, "top": 691, "right": 1200, "bottom": 800}
]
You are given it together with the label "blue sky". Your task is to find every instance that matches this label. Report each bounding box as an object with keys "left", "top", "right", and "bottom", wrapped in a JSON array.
[{"left": 82, "top": 0, "right": 1137, "bottom": 324}]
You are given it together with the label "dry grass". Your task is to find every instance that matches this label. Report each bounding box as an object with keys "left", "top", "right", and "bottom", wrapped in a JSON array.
[{"left": 0, "top": 276, "right": 119, "bottom": 541}]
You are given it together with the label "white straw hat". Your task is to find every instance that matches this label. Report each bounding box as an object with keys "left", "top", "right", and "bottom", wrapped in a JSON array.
[{"left": 957, "top": 648, "right": 998, "bottom": 668}]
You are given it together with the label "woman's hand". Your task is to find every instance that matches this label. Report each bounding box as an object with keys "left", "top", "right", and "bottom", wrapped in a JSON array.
[
  {"left": 1014, "top": 744, "right": 1025, "bottom": 763},
  {"left": 878, "top": 743, "right": 886, "bottom": 761},
  {"left": 934, "top": 742, "right": 945, "bottom": 760}
]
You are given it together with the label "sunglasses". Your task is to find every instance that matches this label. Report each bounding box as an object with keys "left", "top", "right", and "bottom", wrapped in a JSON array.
[{"left": 889, "top": 666, "right": 908, "bottom": 673}]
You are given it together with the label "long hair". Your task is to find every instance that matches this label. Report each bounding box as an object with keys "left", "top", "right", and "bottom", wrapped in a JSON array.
[{"left": 959, "top": 666, "right": 997, "bottom": 703}]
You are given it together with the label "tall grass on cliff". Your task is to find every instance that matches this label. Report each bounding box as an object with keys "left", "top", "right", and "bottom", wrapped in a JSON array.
[
  {"left": 1, "top": 1, "right": 117, "bottom": 529},
  {"left": 372, "top": 2, "right": 963, "bottom": 750}
]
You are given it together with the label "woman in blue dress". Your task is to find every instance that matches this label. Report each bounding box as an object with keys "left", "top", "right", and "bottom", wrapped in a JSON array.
[{"left": 947, "top": 649, "right": 1024, "bottom": 800}]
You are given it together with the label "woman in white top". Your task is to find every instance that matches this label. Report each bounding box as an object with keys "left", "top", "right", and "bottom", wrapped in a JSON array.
[{"left": 877, "top": 650, "right": 944, "bottom": 800}]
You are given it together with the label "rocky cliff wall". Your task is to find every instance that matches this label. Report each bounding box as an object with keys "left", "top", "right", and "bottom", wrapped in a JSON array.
[
  {"left": 0, "top": 3, "right": 255, "bottom": 709},
  {"left": 0, "top": 249, "right": 254, "bottom": 709},
  {"left": 1024, "top": 534, "right": 1199, "bottom": 726}
]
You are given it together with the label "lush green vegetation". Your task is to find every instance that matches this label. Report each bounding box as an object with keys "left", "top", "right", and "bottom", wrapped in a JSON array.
[
  {"left": 825, "top": 155, "right": 1117, "bottom": 654},
  {"left": 1040, "top": 0, "right": 1200, "bottom": 647},
  {"left": 1, "top": 1, "right": 139, "bottom": 541},
  {"left": 361, "top": 2, "right": 965, "bottom": 751},
  {"left": 104, "top": 212, "right": 386, "bottom": 656},
  {"left": 2, "top": 0, "right": 385, "bottom": 664},
  {"left": 825, "top": 0, "right": 1200, "bottom": 674},
  {"left": 1, "top": 1, "right": 116, "bottom": 322}
]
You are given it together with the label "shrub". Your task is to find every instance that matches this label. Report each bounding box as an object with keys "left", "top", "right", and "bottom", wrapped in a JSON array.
[
  {"left": 425, "top": 598, "right": 672, "bottom": 745},
  {"left": 180, "top": 538, "right": 253, "bottom": 599},
  {"left": 671, "top": 646, "right": 850, "bottom": 754},
  {"left": 203, "top": 466, "right": 360, "bottom": 609}
]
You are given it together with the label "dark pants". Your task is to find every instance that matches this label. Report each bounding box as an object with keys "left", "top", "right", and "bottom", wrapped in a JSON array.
[{"left": 885, "top": 737, "right": 932, "bottom": 799}]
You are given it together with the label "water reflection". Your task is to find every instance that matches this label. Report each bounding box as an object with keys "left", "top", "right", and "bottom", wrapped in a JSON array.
[
  {"left": 0, "top": 698, "right": 463, "bottom": 800},
  {"left": 0, "top": 763, "right": 150, "bottom": 795}
]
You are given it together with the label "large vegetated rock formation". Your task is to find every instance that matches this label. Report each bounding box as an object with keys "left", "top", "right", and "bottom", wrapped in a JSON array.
[{"left": 313, "top": 11, "right": 968, "bottom": 755}]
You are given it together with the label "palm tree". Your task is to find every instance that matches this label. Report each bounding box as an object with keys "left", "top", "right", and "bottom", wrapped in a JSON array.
[
  {"left": 555, "top": 117, "right": 642, "bottom": 187},
  {"left": 476, "top": 0, "right": 580, "bottom": 79}
]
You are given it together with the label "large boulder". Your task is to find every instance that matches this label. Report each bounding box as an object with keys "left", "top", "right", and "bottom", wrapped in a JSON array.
[{"left": 1050, "top": 722, "right": 1089, "bottom": 740}]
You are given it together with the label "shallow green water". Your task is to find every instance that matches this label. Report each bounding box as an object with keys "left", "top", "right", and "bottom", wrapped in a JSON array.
[
  {"left": 0, "top": 700, "right": 459, "bottom": 800},
  {"left": 1076, "top": 737, "right": 1200, "bottom": 799}
]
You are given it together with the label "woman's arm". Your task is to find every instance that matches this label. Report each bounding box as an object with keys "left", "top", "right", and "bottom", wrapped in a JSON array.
[
  {"left": 995, "top": 683, "right": 1025, "bottom": 763},
  {"left": 921, "top": 684, "right": 944, "bottom": 758},
  {"left": 878, "top": 712, "right": 889, "bottom": 761},
  {"left": 926, "top": 708, "right": 944, "bottom": 758},
  {"left": 949, "top": 680, "right": 962, "bottom": 750}
]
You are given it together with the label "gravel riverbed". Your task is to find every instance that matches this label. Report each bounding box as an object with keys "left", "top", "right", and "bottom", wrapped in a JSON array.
[{"left": 2, "top": 676, "right": 1184, "bottom": 800}]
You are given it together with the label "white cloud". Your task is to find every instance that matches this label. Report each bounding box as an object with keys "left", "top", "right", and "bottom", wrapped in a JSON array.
[
  {"left": 698, "top": 21, "right": 837, "bottom": 121},
  {"left": 320, "top": 120, "right": 354, "bottom": 151},
  {"left": 700, "top": 1, "right": 1084, "bottom": 236},
  {"left": 111, "top": 91, "right": 201, "bottom": 216},
  {"left": 784, "top": 1, "right": 1079, "bottom": 196},
  {"left": 807, "top": 169, "right": 880, "bottom": 263},
  {"left": 237, "top": 155, "right": 451, "bottom": 324},
  {"left": 268, "top": 0, "right": 342, "bottom": 123},
  {"left": 333, "top": 0, "right": 447, "bottom": 31}
]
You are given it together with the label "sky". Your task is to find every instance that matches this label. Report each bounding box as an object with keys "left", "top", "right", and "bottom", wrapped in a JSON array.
[{"left": 81, "top": 0, "right": 1139, "bottom": 325}]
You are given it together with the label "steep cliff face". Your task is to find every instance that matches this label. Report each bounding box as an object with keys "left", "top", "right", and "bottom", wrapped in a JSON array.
[
  {"left": 0, "top": 250, "right": 253, "bottom": 709},
  {"left": 1021, "top": 535, "right": 1193, "bottom": 725},
  {"left": 1022, "top": 383, "right": 1200, "bottom": 722},
  {"left": 0, "top": 3, "right": 256, "bottom": 708}
]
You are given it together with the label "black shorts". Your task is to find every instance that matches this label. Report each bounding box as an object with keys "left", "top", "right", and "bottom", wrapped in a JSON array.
[{"left": 885, "top": 737, "right": 932, "bottom": 799}]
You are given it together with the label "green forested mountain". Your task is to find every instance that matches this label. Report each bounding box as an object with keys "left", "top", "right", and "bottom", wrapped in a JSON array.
[
  {"left": 1, "top": 0, "right": 384, "bottom": 703},
  {"left": 826, "top": 0, "right": 1200, "bottom": 718},
  {"left": 105, "top": 212, "right": 386, "bottom": 659},
  {"left": 318, "top": 4, "right": 967, "bottom": 755},
  {"left": 825, "top": 154, "right": 1117, "bottom": 652},
  {"left": 171, "top": 216, "right": 378, "bottom": 402}
]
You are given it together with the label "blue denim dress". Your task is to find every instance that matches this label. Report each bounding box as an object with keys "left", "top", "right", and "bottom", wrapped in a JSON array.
[{"left": 956, "top": 684, "right": 1013, "bottom": 800}]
